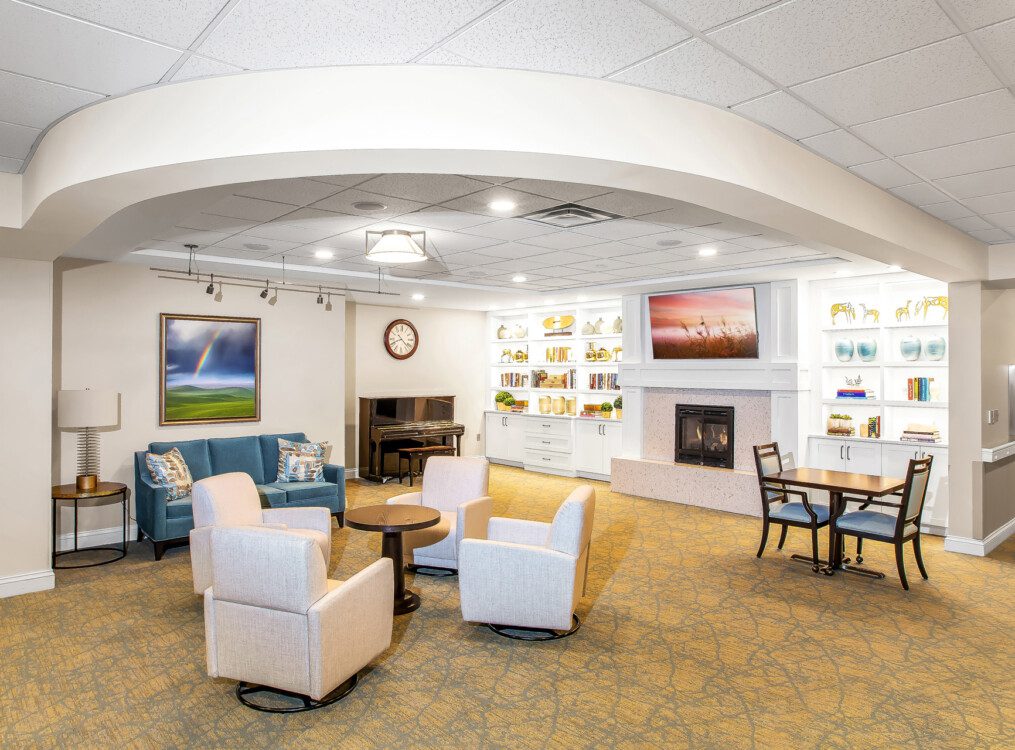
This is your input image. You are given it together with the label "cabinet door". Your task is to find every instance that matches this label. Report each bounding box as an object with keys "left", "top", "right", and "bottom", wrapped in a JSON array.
[
  {"left": 920, "top": 446, "right": 949, "bottom": 527},
  {"left": 881, "top": 444, "right": 921, "bottom": 481},
  {"left": 603, "top": 422, "right": 623, "bottom": 474},
  {"left": 810, "top": 438, "right": 846, "bottom": 471},
  {"left": 573, "top": 420, "right": 605, "bottom": 474},
  {"left": 845, "top": 441, "right": 882, "bottom": 475},
  {"left": 484, "top": 413, "right": 511, "bottom": 462},
  {"left": 505, "top": 416, "right": 526, "bottom": 463}
]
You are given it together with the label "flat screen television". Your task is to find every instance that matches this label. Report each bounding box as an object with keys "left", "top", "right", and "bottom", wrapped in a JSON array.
[{"left": 648, "top": 287, "right": 759, "bottom": 360}]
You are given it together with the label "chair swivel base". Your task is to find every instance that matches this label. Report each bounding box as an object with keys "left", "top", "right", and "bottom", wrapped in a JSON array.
[
  {"left": 236, "top": 673, "right": 358, "bottom": 713},
  {"left": 406, "top": 563, "right": 457, "bottom": 577},
  {"left": 487, "top": 614, "right": 581, "bottom": 641}
]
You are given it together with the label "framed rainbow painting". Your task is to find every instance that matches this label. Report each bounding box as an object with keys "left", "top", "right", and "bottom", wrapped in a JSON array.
[{"left": 159, "top": 313, "right": 261, "bottom": 425}]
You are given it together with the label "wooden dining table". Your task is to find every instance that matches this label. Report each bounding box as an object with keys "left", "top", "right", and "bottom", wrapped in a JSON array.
[{"left": 763, "top": 467, "right": 906, "bottom": 576}]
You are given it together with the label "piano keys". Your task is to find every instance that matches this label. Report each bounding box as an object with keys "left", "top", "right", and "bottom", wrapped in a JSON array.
[{"left": 358, "top": 396, "right": 465, "bottom": 482}]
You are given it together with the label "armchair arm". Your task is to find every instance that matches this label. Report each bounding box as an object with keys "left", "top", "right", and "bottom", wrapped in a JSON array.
[
  {"left": 261, "top": 506, "right": 332, "bottom": 536},
  {"left": 456, "top": 496, "right": 493, "bottom": 549},
  {"left": 763, "top": 484, "right": 824, "bottom": 522},
  {"left": 307, "top": 558, "right": 393, "bottom": 701},
  {"left": 322, "top": 463, "right": 346, "bottom": 485},
  {"left": 387, "top": 491, "right": 423, "bottom": 506},
  {"left": 487, "top": 517, "right": 551, "bottom": 546}
]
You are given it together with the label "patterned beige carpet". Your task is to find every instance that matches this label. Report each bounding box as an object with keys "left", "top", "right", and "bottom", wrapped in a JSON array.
[{"left": 1, "top": 465, "right": 1013, "bottom": 749}]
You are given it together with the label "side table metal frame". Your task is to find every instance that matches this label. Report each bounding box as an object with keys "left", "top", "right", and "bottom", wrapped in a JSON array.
[{"left": 52, "top": 488, "right": 129, "bottom": 569}]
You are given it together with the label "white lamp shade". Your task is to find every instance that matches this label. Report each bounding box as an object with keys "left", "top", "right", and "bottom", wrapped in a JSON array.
[
  {"left": 58, "top": 390, "right": 119, "bottom": 428},
  {"left": 366, "top": 230, "right": 426, "bottom": 263}
]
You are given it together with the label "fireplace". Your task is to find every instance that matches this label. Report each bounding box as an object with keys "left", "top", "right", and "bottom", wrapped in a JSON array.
[{"left": 675, "top": 405, "right": 735, "bottom": 468}]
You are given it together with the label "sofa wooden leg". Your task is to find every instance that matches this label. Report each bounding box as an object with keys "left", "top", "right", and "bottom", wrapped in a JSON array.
[
  {"left": 137, "top": 527, "right": 145, "bottom": 543},
  {"left": 335, "top": 511, "right": 345, "bottom": 529},
  {"left": 154, "top": 540, "right": 167, "bottom": 561}
]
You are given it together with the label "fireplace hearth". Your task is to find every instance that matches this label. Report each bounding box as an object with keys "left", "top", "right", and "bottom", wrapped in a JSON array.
[{"left": 675, "top": 405, "right": 735, "bottom": 468}]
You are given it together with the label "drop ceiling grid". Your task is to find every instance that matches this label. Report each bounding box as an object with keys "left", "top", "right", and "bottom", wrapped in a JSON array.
[{"left": 0, "top": 0, "right": 1012, "bottom": 243}]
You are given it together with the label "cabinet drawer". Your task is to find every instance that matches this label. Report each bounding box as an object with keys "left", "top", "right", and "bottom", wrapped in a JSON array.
[
  {"left": 524, "top": 418, "right": 572, "bottom": 437},
  {"left": 524, "top": 450, "right": 574, "bottom": 471},
  {"left": 524, "top": 434, "right": 572, "bottom": 453}
]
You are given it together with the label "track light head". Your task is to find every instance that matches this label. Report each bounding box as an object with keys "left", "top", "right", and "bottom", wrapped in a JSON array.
[
  {"left": 317, "top": 293, "right": 324, "bottom": 304},
  {"left": 268, "top": 290, "right": 278, "bottom": 306},
  {"left": 205, "top": 282, "right": 214, "bottom": 295},
  {"left": 325, "top": 294, "right": 333, "bottom": 312},
  {"left": 260, "top": 287, "right": 269, "bottom": 299}
]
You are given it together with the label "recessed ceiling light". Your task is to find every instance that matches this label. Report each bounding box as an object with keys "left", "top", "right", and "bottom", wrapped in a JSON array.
[
  {"left": 411, "top": 293, "right": 425, "bottom": 301},
  {"left": 512, "top": 274, "right": 527, "bottom": 283},
  {"left": 314, "top": 249, "right": 334, "bottom": 259},
  {"left": 885, "top": 264, "right": 902, "bottom": 272},
  {"left": 698, "top": 247, "right": 718, "bottom": 257},
  {"left": 352, "top": 201, "right": 387, "bottom": 211},
  {"left": 489, "top": 199, "right": 517, "bottom": 212}
]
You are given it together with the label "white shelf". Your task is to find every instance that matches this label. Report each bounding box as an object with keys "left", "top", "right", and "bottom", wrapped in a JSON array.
[
  {"left": 809, "top": 434, "right": 948, "bottom": 449},
  {"left": 530, "top": 388, "right": 578, "bottom": 394},
  {"left": 883, "top": 361, "right": 948, "bottom": 367},
  {"left": 823, "top": 362, "right": 881, "bottom": 368},
  {"left": 821, "top": 398, "right": 947, "bottom": 408},
  {"left": 491, "top": 338, "right": 528, "bottom": 344},
  {"left": 882, "top": 400, "right": 948, "bottom": 409}
]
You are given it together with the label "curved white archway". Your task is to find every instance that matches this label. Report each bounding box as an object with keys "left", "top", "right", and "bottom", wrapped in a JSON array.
[{"left": 0, "top": 65, "right": 986, "bottom": 280}]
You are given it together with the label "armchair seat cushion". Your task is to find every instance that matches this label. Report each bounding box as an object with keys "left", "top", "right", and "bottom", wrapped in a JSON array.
[
  {"left": 255, "top": 485, "right": 287, "bottom": 507},
  {"left": 265, "top": 481, "right": 339, "bottom": 504},
  {"left": 835, "top": 510, "right": 915, "bottom": 539},
  {"left": 404, "top": 511, "right": 455, "bottom": 563},
  {"left": 166, "top": 497, "right": 193, "bottom": 519},
  {"left": 770, "top": 502, "right": 830, "bottom": 525}
]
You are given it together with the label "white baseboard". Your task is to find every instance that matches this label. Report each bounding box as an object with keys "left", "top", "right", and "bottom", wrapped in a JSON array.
[
  {"left": 0, "top": 569, "right": 55, "bottom": 599},
  {"left": 56, "top": 523, "right": 137, "bottom": 553},
  {"left": 345, "top": 467, "right": 358, "bottom": 480},
  {"left": 944, "top": 515, "right": 1015, "bottom": 556}
]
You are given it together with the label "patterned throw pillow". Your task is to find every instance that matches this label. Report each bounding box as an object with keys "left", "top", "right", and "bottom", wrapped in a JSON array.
[
  {"left": 146, "top": 447, "right": 193, "bottom": 501},
  {"left": 276, "top": 438, "right": 330, "bottom": 482}
]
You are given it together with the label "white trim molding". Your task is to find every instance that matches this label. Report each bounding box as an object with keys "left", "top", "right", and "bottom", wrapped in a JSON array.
[
  {"left": 981, "top": 440, "right": 1015, "bottom": 462},
  {"left": 56, "top": 524, "right": 137, "bottom": 553},
  {"left": 944, "top": 516, "right": 1015, "bottom": 556},
  {"left": 0, "top": 569, "right": 55, "bottom": 599}
]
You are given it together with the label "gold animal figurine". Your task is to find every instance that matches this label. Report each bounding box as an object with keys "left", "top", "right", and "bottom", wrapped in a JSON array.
[
  {"left": 829, "top": 302, "right": 856, "bottom": 325},
  {"left": 916, "top": 295, "right": 949, "bottom": 320},
  {"left": 895, "top": 300, "right": 912, "bottom": 322},
  {"left": 859, "top": 303, "right": 880, "bottom": 324}
]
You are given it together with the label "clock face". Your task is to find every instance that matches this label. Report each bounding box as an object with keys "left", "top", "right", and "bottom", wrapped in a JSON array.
[{"left": 385, "top": 319, "right": 419, "bottom": 360}]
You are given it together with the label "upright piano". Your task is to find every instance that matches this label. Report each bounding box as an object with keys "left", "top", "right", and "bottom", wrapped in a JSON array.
[{"left": 358, "top": 395, "right": 464, "bottom": 482}]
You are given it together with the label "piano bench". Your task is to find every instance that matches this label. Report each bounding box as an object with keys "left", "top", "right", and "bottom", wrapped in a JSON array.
[{"left": 398, "top": 445, "right": 456, "bottom": 486}]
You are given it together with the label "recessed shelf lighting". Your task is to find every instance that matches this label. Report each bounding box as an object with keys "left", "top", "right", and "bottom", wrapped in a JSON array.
[
  {"left": 489, "top": 199, "right": 517, "bottom": 212},
  {"left": 512, "top": 274, "right": 527, "bottom": 283},
  {"left": 314, "top": 249, "right": 334, "bottom": 259},
  {"left": 698, "top": 247, "right": 717, "bottom": 257},
  {"left": 352, "top": 201, "right": 387, "bottom": 211},
  {"left": 411, "top": 293, "right": 425, "bottom": 301}
]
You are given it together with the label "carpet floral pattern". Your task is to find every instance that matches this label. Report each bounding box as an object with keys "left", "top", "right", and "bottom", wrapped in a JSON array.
[{"left": 1, "top": 466, "right": 1013, "bottom": 748}]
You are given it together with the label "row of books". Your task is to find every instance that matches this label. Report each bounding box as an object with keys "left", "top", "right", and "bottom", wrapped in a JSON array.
[
  {"left": 900, "top": 423, "right": 941, "bottom": 443},
  {"left": 587, "top": 372, "right": 620, "bottom": 391},
  {"left": 836, "top": 388, "right": 876, "bottom": 399},
  {"left": 532, "top": 368, "right": 576, "bottom": 389},
  {"left": 906, "top": 377, "right": 936, "bottom": 401},
  {"left": 499, "top": 373, "right": 528, "bottom": 388},
  {"left": 545, "top": 346, "right": 572, "bottom": 363}
]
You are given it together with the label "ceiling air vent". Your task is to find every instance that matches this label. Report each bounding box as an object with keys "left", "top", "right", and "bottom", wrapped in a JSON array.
[{"left": 519, "top": 203, "right": 621, "bottom": 228}]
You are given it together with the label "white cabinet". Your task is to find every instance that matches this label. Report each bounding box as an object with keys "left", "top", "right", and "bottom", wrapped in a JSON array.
[
  {"left": 484, "top": 412, "right": 622, "bottom": 478},
  {"left": 485, "top": 412, "right": 524, "bottom": 465},
  {"left": 809, "top": 437, "right": 882, "bottom": 474},
  {"left": 574, "top": 421, "right": 622, "bottom": 477}
]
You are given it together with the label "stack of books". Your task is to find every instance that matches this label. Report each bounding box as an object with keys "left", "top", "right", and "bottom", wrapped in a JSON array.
[
  {"left": 900, "top": 423, "right": 941, "bottom": 443},
  {"left": 906, "top": 377, "right": 935, "bottom": 401},
  {"left": 836, "top": 388, "right": 876, "bottom": 399}
]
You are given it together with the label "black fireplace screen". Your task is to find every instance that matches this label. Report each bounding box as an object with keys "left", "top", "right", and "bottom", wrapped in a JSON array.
[{"left": 675, "top": 405, "right": 735, "bottom": 468}]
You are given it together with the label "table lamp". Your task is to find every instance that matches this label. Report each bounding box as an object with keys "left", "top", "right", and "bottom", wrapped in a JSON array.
[{"left": 57, "top": 389, "right": 120, "bottom": 492}]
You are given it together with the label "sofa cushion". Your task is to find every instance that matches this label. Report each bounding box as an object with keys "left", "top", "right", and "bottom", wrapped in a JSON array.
[
  {"left": 166, "top": 496, "right": 193, "bottom": 519},
  {"left": 277, "top": 439, "right": 328, "bottom": 483},
  {"left": 255, "top": 484, "right": 287, "bottom": 508},
  {"left": 258, "top": 433, "right": 306, "bottom": 483},
  {"left": 145, "top": 448, "right": 194, "bottom": 502},
  {"left": 265, "top": 481, "right": 338, "bottom": 504},
  {"left": 149, "top": 439, "right": 212, "bottom": 480},
  {"left": 208, "top": 436, "right": 265, "bottom": 485}
]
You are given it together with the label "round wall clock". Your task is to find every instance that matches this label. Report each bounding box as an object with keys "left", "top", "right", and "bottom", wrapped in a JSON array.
[{"left": 384, "top": 319, "right": 419, "bottom": 360}]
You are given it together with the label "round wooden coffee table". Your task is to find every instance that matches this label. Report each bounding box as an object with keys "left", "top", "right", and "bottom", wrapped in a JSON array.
[{"left": 345, "top": 504, "right": 440, "bottom": 615}]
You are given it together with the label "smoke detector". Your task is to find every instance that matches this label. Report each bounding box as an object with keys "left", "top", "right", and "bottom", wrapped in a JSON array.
[{"left": 518, "top": 203, "right": 621, "bottom": 228}]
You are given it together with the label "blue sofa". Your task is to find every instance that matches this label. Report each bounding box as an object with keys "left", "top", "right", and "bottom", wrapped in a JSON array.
[{"left": 134, "top": 432, "right": 345, "bottom": 559}]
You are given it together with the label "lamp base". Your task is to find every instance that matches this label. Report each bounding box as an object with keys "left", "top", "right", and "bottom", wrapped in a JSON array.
[{"left": 76, "top": 474, "right": 98, "bottom": 492}]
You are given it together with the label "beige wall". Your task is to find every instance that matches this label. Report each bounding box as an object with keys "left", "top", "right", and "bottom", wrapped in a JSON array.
[
  {"left": 55, "top": 262, "right": 345, "bottom": 534},
  {"left": 0, "top": 258, "right": 53, "bottom": 593},
  {"left": 347, "top": 303, "right": 487, "bottom": 471}
]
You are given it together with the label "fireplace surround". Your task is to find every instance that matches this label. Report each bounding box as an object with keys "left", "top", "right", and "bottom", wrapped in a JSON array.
[{"left": 675, "top": 404, "right": 735, "bottom": 468}]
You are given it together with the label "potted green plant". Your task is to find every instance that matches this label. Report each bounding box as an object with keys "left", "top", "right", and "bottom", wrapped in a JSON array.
[
  {"left": 613, "top": 396, "right": 622, "bottom": 420},
  {"left": 503, "top": 395, "right": 516, "bottom": 410},
  {"left": 494, "top": 390, "right": 512, "bottom": 411},
  {"left": 600, "top": 401, "right": 613, "bottom": 418}
]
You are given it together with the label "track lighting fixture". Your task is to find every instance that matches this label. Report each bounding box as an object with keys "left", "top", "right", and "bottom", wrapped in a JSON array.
[
  {"left": 268, "top": 289, "right": 278, "bottom": 306},
  {"left": 206, "top": 273, "right": 215, "bottom": 295},
  {"left": 317, "top": 286, "right": 324, "bottom": 304},
  {"left": 260, "top": 280, "right": 269, "bottom": 299},
  {"left": 325, "top": 294, "right": 333, "bottom": 312}
]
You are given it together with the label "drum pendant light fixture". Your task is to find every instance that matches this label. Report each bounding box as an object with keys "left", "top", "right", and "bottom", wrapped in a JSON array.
[{"left": 365, "top": 229, "right": 427, "bottom": 264}]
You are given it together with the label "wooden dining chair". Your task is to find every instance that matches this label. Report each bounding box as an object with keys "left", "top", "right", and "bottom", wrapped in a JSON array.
[
  {"left": 831, "top": 456, "right": 933, "bottom": 590},
  {"left": 753, "top": 442, "right": 830, "bottom": 572}
]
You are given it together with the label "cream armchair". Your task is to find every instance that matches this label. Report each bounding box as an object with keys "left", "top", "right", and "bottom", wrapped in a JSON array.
[
  {"left": 459, "top": 485, "right": 595, "bottom": 640},
  {"left": 204, "top": 526, "right": 393, "bottom": 712},
  {"left": 386, "top": 456, "right": 492, "bottom": 574},
  {"left": 190, "top": 472, "right": 332, "bottom": 594}
]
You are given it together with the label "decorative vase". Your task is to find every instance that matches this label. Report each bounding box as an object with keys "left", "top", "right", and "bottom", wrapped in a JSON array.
[
  {"left": 581, "top": 321, "right": 595, "bottom": 335},
  {"left": 500, "top": 348, "right": 513, "bottom": 363},
  {"left": 833, "top": 339, "right": 855, "bottom": 362},
  {"left": 924, "top": 336, "right": 946, "bottom": 361},
  {"left": 593, "top": 317, "right": 604, "bottom": 334},
  {"left": 596, "top": 346, "right": 611, "bottom": 361},
  {"left": 614, "top": 409, "right": 622, "bottom": 420},
  {"left": 856, "top": 338, "right": 878, "bottom": 362},
  {"left": 584, "top": 343, "right": 597, "bottom": 362},
  {"left": 900, "top": 336, "right": 921, "bottom": 361},
  {"left": 612, "top": 316, "right": 623, "bottom": 333},
  {"left": 538, "top": 396, "right": 551, "bottom": 415},
  {"left": 496, "top": 324, "right": 508, "bottom": 339},
  {"left": 566, "top": 398, "right": 576, "bottom": 416},
  {"left": 551, "top": 396, "right": 566, "bottom": 415},
  {"left": 513, "top": 324, "right": 526, "bottom": 339}
]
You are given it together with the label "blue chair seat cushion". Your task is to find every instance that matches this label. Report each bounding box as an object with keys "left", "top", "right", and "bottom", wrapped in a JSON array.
[
  {"left": 166, "top": 496, "right": 193, "bottom": 519},
  {"left": 835, "top": 510, "right": 914, "bottom": 539},
  {"left": 265, "top": 481, "right": 339, "bottom": 504},
  {"left": 255, "top": 484, "right": 287, "bottom": 508},
  {"left": 769, "top": 502, "right": 830, "bottom": 524}
]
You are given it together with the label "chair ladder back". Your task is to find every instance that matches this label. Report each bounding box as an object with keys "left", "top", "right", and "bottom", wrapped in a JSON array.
[{"left": 901, "top": 456, "right": 933, "bottom": 527}]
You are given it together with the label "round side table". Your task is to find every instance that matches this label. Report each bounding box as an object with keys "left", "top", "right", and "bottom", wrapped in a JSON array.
[
  {"left": 51, "top": 482, "right": 129, "bottom": 569},
  {"left": 345, "top": 504, "right": 440, "bottom": 615}
]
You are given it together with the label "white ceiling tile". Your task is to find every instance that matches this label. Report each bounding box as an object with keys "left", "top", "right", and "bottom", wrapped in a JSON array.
[
  {"left": 889, "top": 182, "right": 951, "bottom": 205},
  {"left": 730, "top": 91, "right": 836, "bottom": 140},
  {"left": 355, "top": 174, "right": 489, "bottom": 204},
  {"left": 153, "top": 227, "right": 232, "bottom": 246},
  {"left": 245, "top": 222, "right": 337, "bottom": 244},
  {"left": 177, "top": 213, "right": 257, "bottom": 233},
  {"left": 620, "top": 228, "right": 714, "bottom": 250},
  {"left": 965, "top": 191, "right": 1015, "bottom": 214},
  {"left": 0, "top": 155, "right": 23, "bottom": 173},
  {"left": 483, "top": 271, "right": 551, "bottom": 284},
  {"left": 975, "top": 19, "right": 1015, "bottom": 81},
  {"left": 477, "top": 256, "right": 562, "bottom": 273},
  {"left": 471, "top": 241, "right": 564, "bottom": 258},
  {"left": 517, "top": 249, "right": 597, "bottom": 266},
  {"left": 439, "top": 0, "right": 688, "bottom": 77},
  {"left": 199, "top": 0, "right": 502, "bottom": 68},
  {"left": 968, "top": 228, "right": 1014, "bottom": 242},
  {"left": 848, "top": 159, "right": 920, "bottom": 189},
  {"left": 515, "top": 232, "right": 607, "bottom": 251},
  {"left": 851, "top": 89, "right": 1015, "bottom": 156},
  {"left": 948, "top": 215, "right": 994, "bottom": 232},
  {"left": 934, "top": 165, "right": 1015, "bottom": 199},
  {"left": 440, "top": 187, "right": 560, "bottom": 218},
  {"left": 426, "top": 249, "right": 497, "bottom": 267},
  {"left": 949, "top": 1, "right": 1015, "bottom": 29},
  {"left": 195, "top": 245, "right": 276, "bottom": 261},
  {"left": 637, "top": 203, "right": 728, "bottom": 228},
  {"left": 32, "top": 0, "right": 227, "bottom": 48},
  {"left": 799, "top": 129, "right": 882, "bottom": 167},
  {"left": 403, "top": 207, "right": 497, "bottom": 231},
  {"left": 579, "top": 190, "right": 682, "bottom": 218},
  {"left": 234, "top": 178, "right": 341, "bottom": 206},
  {"left": 270, "top": 207, "right": 374, "bottom": 233},
  {"left": 206, "top": 195, "right": 297, "bottom": 221},
  {"left": 461, "top": 218, "right": 554, "bottom": 241},
  {"left": 214, "top": 234, "right": 303, "bottom": 255},
  {"left": 0, "top": 2, "right": 180, "bottom": 94},
  {"left": 565, "top": 257, "right": 641, "bottom": 273},
  {"left": 726, "top": 234, "right": 795, "bottom": 250},
  {"left": 462, "top": 175, "right": 515, "bottom": 185},
  {"left": 0, "top": 69, "right": 102, "bottom": 129},
  {"left": 310, "top": 188, "right": 427, "bottom": 219},
  {"left": 571, "top": 218, "right": 670, "bottom": 241},
  {"left": 501, "top": 178, "right": 609, "bottom": 202},
  {"left": 896, "top": 132, "right": 1015, "bottom": 180},
  {"left": 707, "top": 0, "right": 958, "bottom": 85},
  {"left": 288, "top": 243, "right": 362, "bottom": 262},
  {"left": 308, "top": 174, "right": 377, "bottom": 188},
  {"left": 557, "top": 240, "right": 651, "bottom": 258},
  {"left": 0, "top": 120, "right": 40, "bottom": 160},
  {"left": 652, "top": 0, "right": 781, "bottom": 31},
  {"left": 792, "top": 36, "right": 1000, "bottom": 125},
  {"left": 172, "top": 55, "right": 244, "bottom": 81},
  {"left": 919, "top": 201, "right": 976, "bottom": 221},
  {"left": 984, "top": 210, "right": 1015, "bottom": 230},
  {"left": 421, "top": 229, "right": 503, "bottom": 254},
  {"left": 620, "top": 248, "right": 702, "bottom": 265},
  {"left": 612, "top": 39, "right": 773, "bottom": 107},
  {"left": 591, "top": 264, "right": 674, "bottom": 279},
  {"left": 684, "top": 218, "right": 769, "bottom": 240}
]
